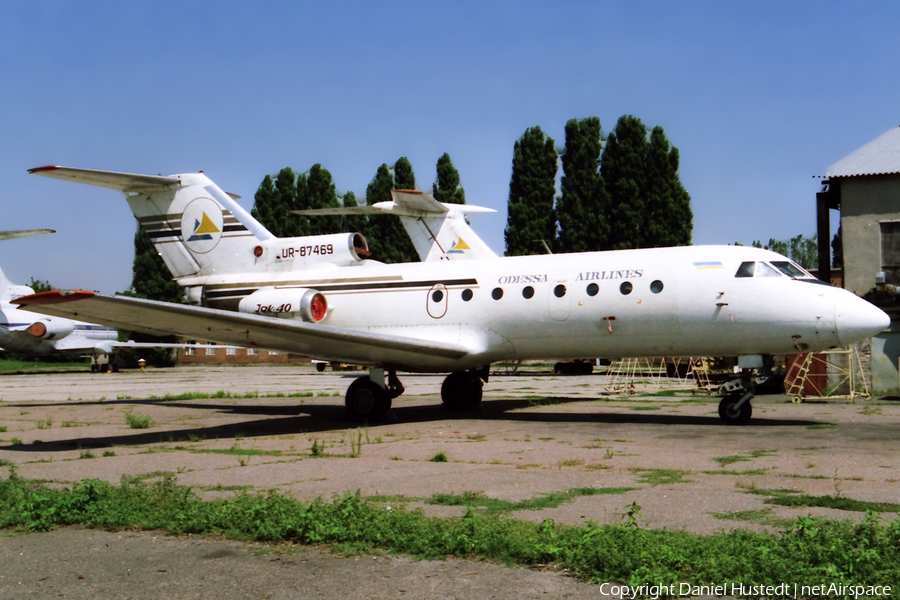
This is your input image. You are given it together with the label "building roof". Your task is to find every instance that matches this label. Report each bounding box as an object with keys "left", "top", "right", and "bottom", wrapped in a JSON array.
[{"left": 826, "top": 126, "right": 900, "bottom": 178}]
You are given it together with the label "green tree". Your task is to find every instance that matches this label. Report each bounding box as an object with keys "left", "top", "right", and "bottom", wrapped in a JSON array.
[
  {"left": 789, "top": 234, "right": 817, "bottom": 270},
  {"left": 306, "top": 164, "right": 342, "bottom": 236},
  {"left": 250, "top": 174, "right": 277, "bottom": 233},
  {"left": 557, "top": 117, "right": 607, "bottom": 253},
  {"left": 832, "top": 226, "right": 843, "bottom": 269},
  {"left": 365, "top": 164, "right": 418, "bottom": 263},
  {"left": 393, "top": 157, "right": 416, "bottom": 190},
  {"left": 340, "top": 191, "right": 369, "bottom": 236},
  {"left": 251, "top": 168, "right": 310, "bottom": 238},
  {"left": 130, "top": 227, "right": 184, "bottom": 303},
  {"left": 27, "top": 277, "right": 52, "bottom": 293},
  {"left": 433, "top": 153, "right": 466, "bottom": 205},
  {"left": 504, "top": 126, "right": 558, "bottom": 256},
  {"left": 602, "top": 115, "right": 647, "bottom": 250},
  {"left": 642, "top": 126, "right": 692, "bottom": 247}
]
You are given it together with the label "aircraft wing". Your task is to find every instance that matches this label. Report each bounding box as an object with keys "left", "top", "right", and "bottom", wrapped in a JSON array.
[
  {"left": 0, "top": 229, "right": 55, "bottom": 241},
  {"left": 15, "top": 291, "right": 469, "bottom": 368}
]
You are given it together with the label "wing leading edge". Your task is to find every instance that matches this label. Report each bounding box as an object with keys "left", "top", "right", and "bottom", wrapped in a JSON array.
[{"left": 15, "top": 291, "right": 469, "bottom": 370}]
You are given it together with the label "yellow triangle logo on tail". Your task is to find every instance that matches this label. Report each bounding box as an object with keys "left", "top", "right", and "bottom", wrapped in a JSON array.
[
  {"left": 448, "top": 237, "right": 470, "bottom": 253},
  {"left": 194, "top": 212, "right": 221, "bottom": 235}
]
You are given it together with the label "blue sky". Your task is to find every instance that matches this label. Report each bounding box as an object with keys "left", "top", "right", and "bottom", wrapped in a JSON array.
[{"left": 1, "top": 1, "right": 898, "bottom": 294}]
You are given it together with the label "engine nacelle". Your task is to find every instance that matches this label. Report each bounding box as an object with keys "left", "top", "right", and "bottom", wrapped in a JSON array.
[
  {"left": 262, "top": 232, "right": 370, "bottom": 268},
  {"left": 27, "top": 318, "right": 75, "bottom": 340},
  {"left": 238, "top": 288, "right": 328, "bottom": 323}
]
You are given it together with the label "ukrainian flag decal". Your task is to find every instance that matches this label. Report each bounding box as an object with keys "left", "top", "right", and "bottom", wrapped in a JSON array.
[
  {"left": 693, "top": 261, "right": 723, "bottom": 269},
  {"left": 181, "top": 197, "right": 224, "bottom": 254}
]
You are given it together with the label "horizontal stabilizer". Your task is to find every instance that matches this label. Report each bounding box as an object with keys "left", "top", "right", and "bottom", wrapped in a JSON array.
[
  {"left": 0, "top": 229, "right": 55, "bottom": 242},
  {"left": 294, "top": 189, "right": 497, "bottom": 261},
  {"left": 28, "top": 165, "right": 180, "bottom": 193}
]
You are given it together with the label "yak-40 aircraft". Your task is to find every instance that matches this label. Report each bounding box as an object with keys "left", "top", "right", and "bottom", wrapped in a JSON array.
[
  {"left": 0, "top": 228, "right": 224, "bottom": 369},
  {"left": 19, "top": 166, "right": 889, "bottom": 424}
]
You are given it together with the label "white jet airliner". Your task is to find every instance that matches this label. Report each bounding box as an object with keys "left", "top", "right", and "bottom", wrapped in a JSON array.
[
  {"left": 19, "top": 166, "right": 890, "bottom": 424},
  {"left": 0, "top": 228, "right": 222, "bottom": 370}
]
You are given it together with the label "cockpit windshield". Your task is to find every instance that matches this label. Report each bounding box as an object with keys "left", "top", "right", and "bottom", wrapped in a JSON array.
[
  {"left": 734, "top": 261, "right": 782, "bottom": 278},
  {"left": 770, "top": 261, "right": 812, "bottom": 279},
  {"left": 734, "top": 260, "right": 827, "bottom": 284}
]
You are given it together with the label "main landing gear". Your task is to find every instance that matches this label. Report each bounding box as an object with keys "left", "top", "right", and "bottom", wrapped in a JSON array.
[
  {"left": 344, "top": 366, "right": 490, "bottom": 421},
  {"left": 441, "top": 367, "right": 489, "bottom": 412},
  {"left": 345, "top": 368, "right": 404, "bottom": 422}
]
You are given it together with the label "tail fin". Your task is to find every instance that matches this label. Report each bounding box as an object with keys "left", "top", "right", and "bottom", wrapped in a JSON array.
[
  {"left": 0, "top": 267, "right": 37, "bottom": 303},
  {"left": 29, "top": 166, "right": 274, "bottom": 279},
  {"left": 0, "top": 229, "right": 53, "bottom": 301},
  {"left": 294, "top": 189, "right": 497, "bottom": 261}
]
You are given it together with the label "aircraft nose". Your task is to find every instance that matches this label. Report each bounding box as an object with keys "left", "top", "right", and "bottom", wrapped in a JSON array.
[{"left": 835, "top": 295, "right": 890, "bottom": 346}]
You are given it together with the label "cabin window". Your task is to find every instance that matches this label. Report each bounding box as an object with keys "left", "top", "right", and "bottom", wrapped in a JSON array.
[
  {"left": 522, "top": 286, "right": 534, "bottom": 299},
  {"left": 491, "top": 287, "right": 504, "bottom": 300},
  {"left": 586, "top": 283, "right": 599, "bottom": 296},
  {"left": 461, "top": 289, "right": 473, "bottom": 302},
  {"left": 554, "top": 284, "right": 567, "bottom": 298},
  {"left": 620, "top": 282, "right": 633, "bottom": 295},
  {"left": 432, "top": 290, "right": 444, "bottom": 303},
  {"left": 735, "top": 261, "right": 755, "bottom": 278},
  {"left": 650, "top": 280, "right": 664, "bottom": 294}
]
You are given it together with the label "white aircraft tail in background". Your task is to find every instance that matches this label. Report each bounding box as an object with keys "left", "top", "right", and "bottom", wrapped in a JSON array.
[
  {"left": 294, "top": 188, "right": 497, "bottom": 261},
  {"left": 0, "top": 227, "right": 224, "bottom": 370}
]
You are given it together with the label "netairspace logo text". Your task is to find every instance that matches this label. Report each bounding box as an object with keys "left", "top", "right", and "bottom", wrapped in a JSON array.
[{"left": 597, "top": 582, "right": 892, "bottom": 599}]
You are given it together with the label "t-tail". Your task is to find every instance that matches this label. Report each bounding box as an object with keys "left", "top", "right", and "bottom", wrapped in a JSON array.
[
  {"left": 29, "top": 166, "right": 276, "bottom": 280},
  {"left": 294, "top": 189, "right": 497, "bottom": 261}
]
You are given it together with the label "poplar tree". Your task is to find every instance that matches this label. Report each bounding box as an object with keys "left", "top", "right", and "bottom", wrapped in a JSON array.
[
  {"left": 394, "top": 156, "right": 416, "bottom": 189},
  {"left": 364, "top": 164, "right": 418, "bottom": 263},
  {"left": 251, "top": 168, "right": 309, "bottom": 237},
  {"left": 306, "top": 164, "right": 341, "bottom": 236},
  {"left": 340, "top": 191, "right": 369, "bottom": 236},
  {"left": 642, "top": 126, "right": 692, "bottom": 247},
  {"left": 557, "top": 117, "right": 607, "bottom": 253},
  {"left": 504, "top": 126, "right": 558, "bottom": 256},
  {"left": 433, "top": 153, "right": 466, "bottom": 205},
  {"left": 131, "top": 227, "right": 184, "bottom": 303},
  {"left": 602, "top": 115, "right": 647, "bottom": 250}
]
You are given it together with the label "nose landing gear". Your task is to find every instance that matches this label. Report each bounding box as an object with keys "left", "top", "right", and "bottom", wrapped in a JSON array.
[{"left": 718, "top": 389, "right": 753, "bottom": 425}]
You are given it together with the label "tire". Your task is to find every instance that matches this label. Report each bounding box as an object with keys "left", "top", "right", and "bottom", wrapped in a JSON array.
[
  {"left": 718, "top": 392, "right": 752, "bottom": 425},
  {"left": 441, "top": 372, "right": 483, "bottom": 411},
  {"left": 345, "top": 376, "right": 390, "bottom": 422},
  {"left": 316, "top": 362, "right": 326, "bottom": 372}
]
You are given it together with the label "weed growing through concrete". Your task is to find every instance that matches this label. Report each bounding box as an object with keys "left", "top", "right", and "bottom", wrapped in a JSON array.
[
  {"left": 124, "top": 411, "right": 152, "bottom": 429},
  {"left": 429, "top": 452, "right": 448, "bottom": 463}
]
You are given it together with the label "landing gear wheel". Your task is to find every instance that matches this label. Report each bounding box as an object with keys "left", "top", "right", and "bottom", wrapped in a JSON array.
[
  {"left": 718, "top": 392, "right": 752, "bottom": 425},
  {"left": 316, "top": 362, "right": 326, "bottom": 372},
  {"left": 345, "top": 376, "right": 391, "bottom": 422},
  {"left": 441, "top": 371, "right": 483, "bottom": 412}
]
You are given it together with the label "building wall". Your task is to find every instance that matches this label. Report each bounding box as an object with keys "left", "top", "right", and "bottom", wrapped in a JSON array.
[
  {"left": 178, "top": 344, "right": 309, "bottom": 365},
  {"left": 840, "top": 174, "right": 900, "bottom": 295}
]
